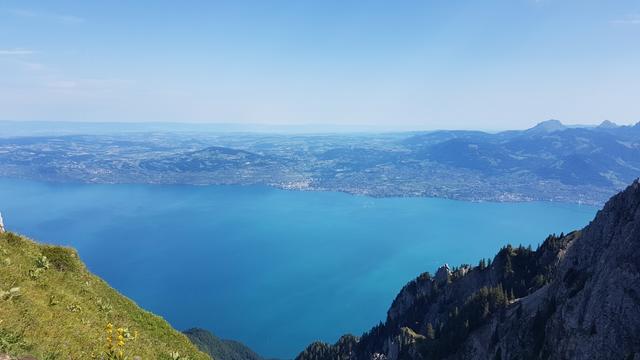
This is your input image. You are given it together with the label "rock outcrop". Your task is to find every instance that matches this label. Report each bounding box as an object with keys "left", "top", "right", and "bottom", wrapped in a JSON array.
[{"left": 296, "top": 179, "right": 640, "bottom": 360}]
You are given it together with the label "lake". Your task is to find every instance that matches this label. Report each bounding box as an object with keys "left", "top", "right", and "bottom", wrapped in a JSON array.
[{"left": 0, "top": 179, "right": 597, "bottom": 358}]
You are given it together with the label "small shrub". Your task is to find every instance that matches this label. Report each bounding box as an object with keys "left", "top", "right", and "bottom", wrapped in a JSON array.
[
  {"left": 29, "top": 267, "right": 45, "bottom": 280},
  {"left": 36, "top": 254, "right": 51, "bottom": 269},
  {"left": 0, "top": 327, "right": 30, "bottom": 352},
  {"left": 97, "top": 298, "right": 113, "bottom": 313},
  {"left": 42, "top": 246, "right": 79, "bottom": 272},
  {"left": 67, "top": 303, "right": 82, "bottom": 313},
  {"left": 3, "top": 232, "right": 24, "bottom": 246}
]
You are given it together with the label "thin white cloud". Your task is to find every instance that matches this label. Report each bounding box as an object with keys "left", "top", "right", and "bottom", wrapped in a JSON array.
[
  {"left": 46, "top": 78, "right": 134, "bottom": 91},
  {"left": 47, "top": 80, "right": 79, "bottom": 89},
  {"left": 611, "top": 14, "right": 640, "bottom": 25},
  {"left": 8, "top": 8, "right": 85, "bottom": 24},
  {"left": 0, "top": 48, "right": 36, "bottom": 55},
  {"left": 22, "top": 62, "right": 45, "bottom": 71}
]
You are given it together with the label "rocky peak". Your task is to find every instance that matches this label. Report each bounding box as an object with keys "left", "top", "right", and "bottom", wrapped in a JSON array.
[{"left": 434, "top": 264, "right": 451, "bottom": 284}]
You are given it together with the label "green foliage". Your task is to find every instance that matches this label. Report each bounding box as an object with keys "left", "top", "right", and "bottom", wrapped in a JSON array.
[
  {"left": 418, "top": 285, "right": 509, "bottom": 358},
  {"left": 29, "top": 254, "right": 51, "bottom": 280},
  {"left": 4, "top": 232, "right": 24, "bottom": 246},
  {"left": 478, "top": 258, "right": 487, "bottom": 270},
  {"left": 494, "top": 244, "right": 546, "bottom": 299},
  {"left": 0, "top": 328, "right": 31, "bottom": 353},
  {"left": 41, "top": 245, "right": 80, "bottom": 272},
  {"left": 36, "top": 254, "right": 51, "bottom": 269}
]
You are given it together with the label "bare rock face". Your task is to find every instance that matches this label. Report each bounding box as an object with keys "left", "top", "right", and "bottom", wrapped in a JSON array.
[
  {"left": 468, "top": 180, "right": 640, "bottom": 360},
  {"left": 296, "top": 179, "right": 640, "bottom": 360},
  {"left": 434, "top": 264, "right": 451, "bottom": 284},
  {"left": 535, "top": 179, "right": 640, "bottom": 359}
]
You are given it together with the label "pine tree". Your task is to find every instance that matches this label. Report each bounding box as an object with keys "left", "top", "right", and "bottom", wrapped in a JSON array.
[{"left": 504, "top": 255, "right": 513, "bottom": 276}]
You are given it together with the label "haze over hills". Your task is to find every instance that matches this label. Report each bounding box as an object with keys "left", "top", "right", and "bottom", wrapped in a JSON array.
[
  {"left": 0, "top": 120, "right": 639, "bottom": 205},
  {"left": 296, "top": 179, "right": 640, "bottom": 360}
]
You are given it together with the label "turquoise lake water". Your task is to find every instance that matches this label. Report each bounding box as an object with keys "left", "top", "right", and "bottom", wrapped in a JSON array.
[{"left": 0, "top": 179, "right": 597, "bottom": 358}]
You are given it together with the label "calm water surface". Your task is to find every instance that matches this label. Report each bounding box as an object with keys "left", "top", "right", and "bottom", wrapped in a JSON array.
[{"left": 0, "top": 179, "right": 597, "bottom": 358}]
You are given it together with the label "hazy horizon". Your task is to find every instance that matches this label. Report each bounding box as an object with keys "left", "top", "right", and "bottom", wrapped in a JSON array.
[
  {"left": 1, "top": 1, "right": 639, "bottom": 129},
  {"left": 1, "top": 118, "right": 637, "bottom": 136}
]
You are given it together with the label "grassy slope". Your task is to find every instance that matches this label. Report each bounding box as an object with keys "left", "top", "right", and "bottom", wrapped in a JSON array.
[{"left": 0, "top": 231, "right": 210, "bottom": 360}]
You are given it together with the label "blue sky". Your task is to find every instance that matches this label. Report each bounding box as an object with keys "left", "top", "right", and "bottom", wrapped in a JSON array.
[{"left": 0, "top": 0, "right": 639, "bottom": 130}]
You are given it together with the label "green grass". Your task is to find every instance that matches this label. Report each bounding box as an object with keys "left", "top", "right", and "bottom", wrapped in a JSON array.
[{"left": 0, "top": 231, "right": 211, "bottom": 360}]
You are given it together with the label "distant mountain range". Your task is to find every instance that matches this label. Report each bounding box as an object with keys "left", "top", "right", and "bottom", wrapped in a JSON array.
[
  {"left": 296, "top": 179, "right": 640, "bottom": 360},
  {"left": 0, "top": 120, "right": 639, "bottom": 205},
  {"left": 405, "top": 120, "right": 640, "bottom": 189}
]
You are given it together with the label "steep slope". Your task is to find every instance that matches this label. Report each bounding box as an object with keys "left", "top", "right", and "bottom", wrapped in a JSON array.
[
  {"left": 184, "top": 328, "right": 264, "bottom": 360},
  {"left": 0, "top": 232, "right": 210, "bottom": 360},
  {"left": 297, "top": 179, "right": 640, "bottom": 360}
]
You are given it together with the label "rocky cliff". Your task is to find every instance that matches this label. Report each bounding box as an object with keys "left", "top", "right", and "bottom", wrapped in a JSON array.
[{"left": 297, "top": 180, "right": 640, "bottom": 360}]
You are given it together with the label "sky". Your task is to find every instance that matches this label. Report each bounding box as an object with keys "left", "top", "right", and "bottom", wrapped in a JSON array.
[{"left": 0, "top": 0, "right": 639, "bottom": 131}]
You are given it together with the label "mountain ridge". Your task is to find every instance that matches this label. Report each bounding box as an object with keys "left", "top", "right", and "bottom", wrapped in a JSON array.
[{"left": 184, "top": 328, "right": 266, "bottom": 360}]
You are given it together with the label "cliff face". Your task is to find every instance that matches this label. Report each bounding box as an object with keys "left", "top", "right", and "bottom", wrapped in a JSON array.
[{"left": 297, "top": 180, "right": 640, "bottom": 360}]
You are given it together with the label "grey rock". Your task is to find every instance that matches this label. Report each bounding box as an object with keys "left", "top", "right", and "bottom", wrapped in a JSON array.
[{"left": 434, "top": 264, "right": 451, "bottom": 284}]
